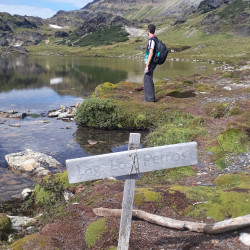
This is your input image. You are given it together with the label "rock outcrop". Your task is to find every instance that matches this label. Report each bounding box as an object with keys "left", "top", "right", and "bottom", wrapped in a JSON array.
[
  {"left": 7, "top": 215, "right": 36, "bottom": 232},
  {"left": 0, "top": 31, "right": 46, "bottom": 47},
  {"left": 5, "top": 149, "right": 62, "bottom": 178}
]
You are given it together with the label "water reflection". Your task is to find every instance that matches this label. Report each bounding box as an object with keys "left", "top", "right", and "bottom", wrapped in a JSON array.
[
  {"left": 74, "top": 126, "right": 147, "bottom": 155},
  {"left": 0, "top": 56, "right": 128, "bottom": 97}
]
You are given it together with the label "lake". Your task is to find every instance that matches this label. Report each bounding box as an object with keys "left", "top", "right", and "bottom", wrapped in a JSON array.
[{"left": 0, "top": 55, "right": 218, "bottom": 201}]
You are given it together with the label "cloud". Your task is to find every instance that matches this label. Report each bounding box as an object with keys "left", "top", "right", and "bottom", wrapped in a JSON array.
[
  {"left": 46, "top": 0, "right": 90, "bottom": 8},
  {"left": 0, "top": 4, "right": 57, "bottom": 19}
]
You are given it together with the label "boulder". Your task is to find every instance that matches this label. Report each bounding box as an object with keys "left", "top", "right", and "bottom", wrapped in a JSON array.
[
  {"left": 7, "top": 215, "right": 36, "bottom": 232},
  {"left": 55, "top": 31, "right": 69, "bottom": 38},
  {"left": 207, "top": 0, "right": 222, "bottom": 9},
  {"left": 5, "top": 149, "right": 62, "bottom": 177}
]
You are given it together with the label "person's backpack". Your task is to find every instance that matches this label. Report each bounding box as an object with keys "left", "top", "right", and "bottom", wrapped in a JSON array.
[{"left": 150, "top": 37, "right": 168, "bottom": 65}]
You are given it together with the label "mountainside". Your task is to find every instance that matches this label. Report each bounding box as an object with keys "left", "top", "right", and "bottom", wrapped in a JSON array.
[
  {"left": 0, "top": 0, "right": 249, "bottom": 64},
  {"left": 83, "top": 0, "right": 203, "bottom": 19}
]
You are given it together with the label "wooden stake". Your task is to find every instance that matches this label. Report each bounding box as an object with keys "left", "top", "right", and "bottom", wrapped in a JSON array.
[{"left": 118, "top": 133, "right": 141, "bottom": 250}]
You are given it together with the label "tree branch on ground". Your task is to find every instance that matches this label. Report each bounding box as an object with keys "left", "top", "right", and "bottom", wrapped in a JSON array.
[{"left": 93, "top": 208, "right": 250, "bottom": 234}]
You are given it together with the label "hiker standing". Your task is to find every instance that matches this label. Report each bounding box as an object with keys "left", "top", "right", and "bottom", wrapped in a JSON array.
[{"left": 144, "top": 24, "right": 157, "bottom": 102}]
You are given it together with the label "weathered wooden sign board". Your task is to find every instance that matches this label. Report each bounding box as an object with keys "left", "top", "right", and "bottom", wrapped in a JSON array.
[{"left": 66, "top": 133, "right": 198, "bottom": 250}]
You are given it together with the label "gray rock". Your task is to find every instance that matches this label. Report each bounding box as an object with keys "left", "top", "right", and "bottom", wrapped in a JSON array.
[
  {"left": 7, "top": 215, "right": 36, "bottom": 232},
  {"left": 7, "top": 113, "right": 26, "bottom": 119},
  {"left": 9, "top": 123, "right": 20, "bottom": 127},
  {"left": 208, "top": 0, "right": 222, "bottom": 8},
  {"left": 21, "top": 188, "right": 33, "bottom": 199},
  {"left": 5, "top": 149, "right": 62, "bottom": 177},
  {"left": 58, "top": 112, "right": 74, "bottom": 119},
  {"left": 48, "top": 110, "right": 61, "bottom": 117},
  {"left": 239, "top": 233, "right": 250, "bottom": 247}
]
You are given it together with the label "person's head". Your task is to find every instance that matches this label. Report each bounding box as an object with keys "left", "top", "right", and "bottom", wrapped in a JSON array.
[{"left": 147, "top": 24, "right": 156, "bottom": 35}]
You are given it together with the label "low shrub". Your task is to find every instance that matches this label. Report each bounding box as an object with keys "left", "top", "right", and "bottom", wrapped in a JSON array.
[{"left": 75, "top": 98, "right": 121, "bottom": 129}]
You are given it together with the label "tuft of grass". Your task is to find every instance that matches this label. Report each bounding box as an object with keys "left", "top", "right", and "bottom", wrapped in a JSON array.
[
  {"left": 205, "top": 102, "right": 229, "bottom": 118},
  {"left": 85, "top": 218, "right": 108, "bottom": 247}
]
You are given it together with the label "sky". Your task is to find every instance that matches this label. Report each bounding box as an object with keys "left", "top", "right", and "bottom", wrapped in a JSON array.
[{"left": 0, "top": 0, "right": 92, "bottom": 19}]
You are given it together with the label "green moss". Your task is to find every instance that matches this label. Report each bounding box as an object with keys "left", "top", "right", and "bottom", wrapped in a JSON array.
[
  {"left": 214, "top": 173, "right": 250, "bottom": 188},
  {"left": 134, "top": 188, "right": 163, "bottom": 206},
  {"left": 209, "top": 128, "right": 249, "bottom": 169},
  {"left": 194, "top": 83, "right": 214, "bottom": 92},
  {"left": 0, "top": 213, "right": 11, "bottom": 233},
  {"left": 134, "top": 114, "right": 150, "bottom": 129},
  {"left": 171, "top": 177, "right": 250, "bottom": 221},
  {"left": 92, "top": 82, "right": 118, "bottom": 98},
  {"left": 134, "top": 193, "right": 145, "bottom": 206},
  {"left": 222, "top": 72, "right": 233, "bottom": 78},
  {"left": 139, "top": 166, "right": 196, "bottom": 185},
  {"left": 148, "top": 112, "right": 205, "bottom": 146},
  {"left": 137, "top": 188, "right": 162, "bottom": 202},
  {"left": 85, "top": 218, "right": 108, "bottom": 247},
  {"left": 8, "top": 234, "right": 38, "bottom": 250},
  {"left": 108, "top": 247, "right": 117, "bottom": 250}
]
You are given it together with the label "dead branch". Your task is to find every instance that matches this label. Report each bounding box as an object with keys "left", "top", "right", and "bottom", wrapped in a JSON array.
[{"left": 93, "top": 208, "right": 250, "bottom": 234}]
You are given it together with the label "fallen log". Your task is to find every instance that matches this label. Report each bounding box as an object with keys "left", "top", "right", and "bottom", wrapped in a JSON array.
[{"left": 93, "top": 208, "right": 250, "bottom": 234}]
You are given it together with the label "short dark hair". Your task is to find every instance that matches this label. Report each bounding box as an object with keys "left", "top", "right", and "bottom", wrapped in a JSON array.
[{"left": 148, "top": 24, "right": 156, "bottom": 34}]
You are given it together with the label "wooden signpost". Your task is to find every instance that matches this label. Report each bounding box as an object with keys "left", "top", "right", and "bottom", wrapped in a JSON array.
[{"left": 66, "top": 133, "right": 198, "bottom": 250}]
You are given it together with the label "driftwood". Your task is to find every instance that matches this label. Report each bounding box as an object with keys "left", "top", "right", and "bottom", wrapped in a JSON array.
[{"left": 93, "top": 208, "right": 250, "bottom": 234}]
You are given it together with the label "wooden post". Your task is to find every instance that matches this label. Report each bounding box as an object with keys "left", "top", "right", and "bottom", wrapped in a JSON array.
[{"left": 118, "top": 133, "right": 141, "bottom": 250}]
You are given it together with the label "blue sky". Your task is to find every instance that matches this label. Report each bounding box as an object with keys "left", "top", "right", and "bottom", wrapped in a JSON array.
[{"left": 0, "top": 0, "right": 92, "bottom": 19}]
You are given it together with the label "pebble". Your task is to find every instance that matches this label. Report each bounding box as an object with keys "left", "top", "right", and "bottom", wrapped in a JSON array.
[
  {"left": 239, "top": 233, "right": 250, "bottom": 246},
  {"left": 9, "top": 123, "right": 20, "bottom": 127}
]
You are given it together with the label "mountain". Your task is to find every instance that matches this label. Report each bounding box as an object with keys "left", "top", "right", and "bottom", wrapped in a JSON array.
[
  {"left": 83, "top": 0, "right": 203, "bottom": 19},
  {"left": 0, "top": 0, "right": 249, "bottom": 63}
]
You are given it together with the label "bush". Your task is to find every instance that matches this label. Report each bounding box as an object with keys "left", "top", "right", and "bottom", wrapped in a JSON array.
[{"left": 75, "top": 98, "right": 121, "bottom": 129}]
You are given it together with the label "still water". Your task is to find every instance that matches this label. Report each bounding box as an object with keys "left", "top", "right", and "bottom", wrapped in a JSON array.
[{"left": 0, "top": 55, "right": 217, "bottom": 201}]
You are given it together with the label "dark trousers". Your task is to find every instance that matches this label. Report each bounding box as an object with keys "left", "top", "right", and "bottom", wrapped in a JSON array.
[{"left": 144, "top": 63, "right": 157, "bottom": 102}]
